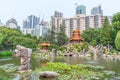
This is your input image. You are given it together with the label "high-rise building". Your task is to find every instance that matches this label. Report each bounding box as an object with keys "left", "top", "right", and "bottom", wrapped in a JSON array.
[
  {"left": 76, "top": 5, "right": 86, "bottom": 15},
  {"left": 6, "top": 18, "right": 18, "bottom": 29},
  {"left": 34, "top": 21, "right": 50, "bottom": 38},
  {"left": 23, "top": 15, "right": 40, "bottom": 29},
  {"left": 85, "top": 15, "right": 104, "bottom": 29},
  {"left": 0, "top": 20, "right": 4, "bottom": 26},
  {"left": 51, "top": 12, "right": 112, "bottom": 38},
  {"left": 22, "top": 15, "right": 40, "bottom": 36},
  {"left": 91, "top": 5, "right": 103, "bottom": 15},
  {"left": 51, "top": 11, "right": 63, "bottom": 33},
  {"left": 54, "top": 11, "right": 63, "bottom": 18},
  {"left": 22, "top": 15, "right": 50, "bottom": 37}
]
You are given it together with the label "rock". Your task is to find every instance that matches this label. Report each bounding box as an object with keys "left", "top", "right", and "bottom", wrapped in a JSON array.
[
  {"left": 13, "top": 45, "right": 32, "bottom": 71},
  {"left": 103, "top": 71, "right": 116, "bottom": 76},
  {"left": 18, "top": 69, "right": 32, "bottom": 74},
  {"left": 85, "top": 54, "right": 90, "bottom": 57},
  {"left": 39, "top": 71, "right": 59, "bottom": 78}
]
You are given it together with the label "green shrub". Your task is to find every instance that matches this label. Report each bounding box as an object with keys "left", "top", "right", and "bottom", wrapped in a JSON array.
[
  {"left": 48, "top": 44, "right": 60, "bottom": 51},
  {"left": 72, "top": 44, "right": 81, "bottom": 48},
  {"left": 90, "top": 52, "right": 94, "bottom": 58},
  {"left": 60, "top": 46, "right": 67, "bottom": 52},
  {"left": 90, "top": 40, "right": 97, "bottom": 46},
  {"left": 0, "top": 51, "right": 12, "bottom": 56},
  {"left": 77, "top": 47, "right": 81, "bottom": 52},
  {"left": 69, "top": 47, "right": 74, "bottom": 52},
  {"left": 115, "top": 30, "right": 120, "bottom": 51},
  {"left": 82, "top": 42, "right": 89, "bottom": 51}
]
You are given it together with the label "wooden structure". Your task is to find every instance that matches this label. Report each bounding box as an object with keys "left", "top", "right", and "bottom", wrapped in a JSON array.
[
  {"left": 70, "top": 29, "right": 83, "bottom": 44},
  {"left": 40, "top": 42, "right": 50, "bottom": 50}
]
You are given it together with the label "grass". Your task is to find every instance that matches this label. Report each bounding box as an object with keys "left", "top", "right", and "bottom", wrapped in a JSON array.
[{"left": 0, "top": 51, "right": 12, "bottom": 56}]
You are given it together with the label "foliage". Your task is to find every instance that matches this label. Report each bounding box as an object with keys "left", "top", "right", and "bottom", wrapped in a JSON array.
[
  {"left": 90, "top": 40, "right": 97, "bottom": 46},
  {"left": 111, "top": 12, "right": 120, "bottom": 47},
  {"left": 0, "top": 33, "right": 4, "bottom": 45},
  {"left": 48, "top": 44, "right": 60, "bottom": 51},
  {"left": 0, "top": 66, "right": 13, "bottom": 80},
  {"left": 0, "top": 51, "right": 12, "bottom": 56},
  {"left": 100, "top": 17, "right": 111, "bottom": 45},
  {"left": 81, "top": 16, "right": 117, "bottom": 49},
  {"left": 0, "top": 33, "right": 4, "bottom": 50},
  {"left": 0, "top": 27, "right": 39, "bottom": 50},
  {"left": 60, "top": 46, "right": 67, "bottom": 53},
  {"left": 43, "top": 25, "right": 68, "bottom": 46},
  {"left": 37, "top": 62, "right": 105, "bottom": 74},
  {"left": 112, "top": 12, "right": 120, "bottom": 30},
  {"left": 72, "top": 44, "right": 81, "bottom": 49},
  {"left": 110, "top": 27, "right": 117, "bottom": 47},
  {"left": 70, "top": 43, "right": 89, "bottom": 52},
  {"left": 34, "top": 62, "right": 119, "bottom": 80},
  {"left": 69, "top": 46, "right": 74, "bottom": 52},
  {"left": 43, "top": 28, "right": 56, "bottom": 44},
  {"left": 57, "top": 26, "right": 68, "bottom": 46},
  {"left": 81, "top": 28, "right": 101, "bottom": 44},
  {"left": 11, "top": 36, "right": 37, "bottom": 50},
  {"left": 115, "top": 30, "right": 120, "bottom": 50},
  {"left": 82, "top": 42, "right": 89, "bottom": 51},
  {"left": 77, "top": 47, "right": 82, "bottom": 52},
  {"left": 0, "top": 64, "right": 19, "bottom": 72},
  {"left": 0, "top": 77, "right": 12, "bottom": 80},
  {"left": 24, "top": 33, "right": 37, "bottom": 40},
  {"left": 36, "top": 36, "right": 43, "bottom": 44}
]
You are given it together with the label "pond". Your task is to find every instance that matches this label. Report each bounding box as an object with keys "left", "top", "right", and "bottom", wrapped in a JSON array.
[
  {"left": 0, "top": 56, "right": 120, "bottom": 79},
  {"left": 54, "top": 56, "right": 120, "bottom": 72}
]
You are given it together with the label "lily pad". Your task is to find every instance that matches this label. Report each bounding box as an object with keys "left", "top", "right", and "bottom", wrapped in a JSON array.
[{"left": 0, "top": 64, "right": 19, "bottom": 72}]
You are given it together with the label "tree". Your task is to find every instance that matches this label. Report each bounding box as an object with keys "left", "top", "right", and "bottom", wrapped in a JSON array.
[
  {"left": 57, "top": 26, "right": 68, "bottom": 46},
  {"left": 0, "top": 33, "right": 3, "bottom": 45},
  {"left": 112, "top": 12, "right": 120, "bottom": 31},
  {"left": 12, "top": 36, "right": 37, "bottom": 50},
  {"left": 0, "top": 27, "right": 38, "bottom": 50},
  {"left": 100, "top": 17, "right": 111, "bottom": 46},
  {"left": 115, "top": 30, "right": 120, "bottom": 51},
  {"left": 43, "top": 29, "right": 56, "bottom": 44},
  {"left": 111, "top": 12, "right": 120, "bottom": 47},
  {"left": 81, "top": 28, "right": 101, "bottom": 44},
  {"left": 0, "top": 33, "right": 4, "bottom": 50},
  {"left": 109, "top": 27, "right": 116, "bottom": 47}
]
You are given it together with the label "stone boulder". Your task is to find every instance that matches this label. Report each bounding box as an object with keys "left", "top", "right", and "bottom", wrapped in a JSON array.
[{"left": 39, "top": 71, "right": 59, "bottom": 78}]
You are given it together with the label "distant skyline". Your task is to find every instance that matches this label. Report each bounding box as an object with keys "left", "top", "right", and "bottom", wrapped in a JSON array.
[{"left": 0, "top": 0, "right": 120, "bottom": 27}]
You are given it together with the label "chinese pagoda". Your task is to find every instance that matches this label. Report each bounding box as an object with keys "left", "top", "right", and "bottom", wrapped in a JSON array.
[
  {"left": 40, "top": 42, "right": 50, "bottom": 50},
  {"left": 70, "top": 28, "right": 83, "bottom": 44}
]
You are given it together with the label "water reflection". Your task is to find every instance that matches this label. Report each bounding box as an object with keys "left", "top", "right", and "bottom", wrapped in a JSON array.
[
  {"left": 54, "top": 56, "right": 120, "bottom": 72},
  {"left": 1, "top": 56, "right": 120, "bottom": 77},
  {"left": 0, "top": 58, "right": 12, "bottom": 61}
]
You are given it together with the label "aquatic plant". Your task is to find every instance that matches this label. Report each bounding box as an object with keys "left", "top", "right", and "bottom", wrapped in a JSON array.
[{"left": 33, "top": 62, "right": 112, "bottom": 80}]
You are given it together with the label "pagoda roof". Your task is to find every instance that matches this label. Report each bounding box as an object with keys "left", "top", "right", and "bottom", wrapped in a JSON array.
[
  {"left": 70, "top": 28, "right": 83, "bottom": 41},
  {"left": 70, "top": 38, "right": 83, "bottom": 41},
  {"left": 40, "top": 42, "right": 50, "bottom": 47}
]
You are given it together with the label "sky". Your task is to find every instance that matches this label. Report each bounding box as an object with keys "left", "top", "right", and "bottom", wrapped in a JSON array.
[{"left": 0, "top": 0, "right": 120, "bottom": 27}]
